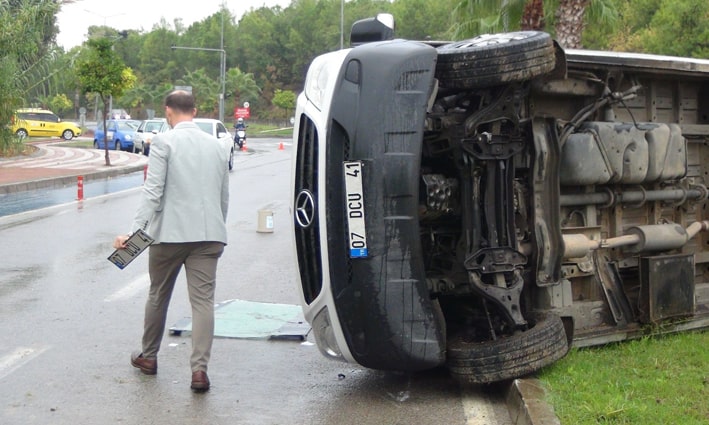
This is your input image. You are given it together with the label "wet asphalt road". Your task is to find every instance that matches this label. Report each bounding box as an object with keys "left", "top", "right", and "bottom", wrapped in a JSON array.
[{"left": 0, "top": 139, "right": 513, "bottom": 425}]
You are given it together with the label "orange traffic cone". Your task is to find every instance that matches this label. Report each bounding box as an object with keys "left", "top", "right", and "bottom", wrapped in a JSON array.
[
  {"left": 241, "top": 142, "right": 247, "bottom": 152},
  {"left": 278, "top": 141, "right": 284, "bottom": 150}
]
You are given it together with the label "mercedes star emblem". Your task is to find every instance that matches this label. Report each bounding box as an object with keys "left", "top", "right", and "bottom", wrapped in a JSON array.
[{"left": 295, "top": 189, "right": 315, "bottom": 228}]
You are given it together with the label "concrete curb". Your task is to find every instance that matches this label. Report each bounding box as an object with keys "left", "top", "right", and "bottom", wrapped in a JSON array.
[
  {"left": 0, "top": 163, "right": 147, "bottom": 195},
  {"left": 507, "top": 379, "right": 560, "bottom": 425}
]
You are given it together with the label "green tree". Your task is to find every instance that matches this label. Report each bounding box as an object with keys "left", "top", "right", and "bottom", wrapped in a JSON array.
[
  {"left": 75, "top": 38, "right": 137, "bottom": 165},
  {"left": 138, "top": 20, "right": 181, "bottom": 87},
  {"left": 233, "top": 7, "right": 282, "bottom": 91},
  {"left": 390, "top": 0, "right": 457, "bottom": 40},
  {"left": 49, "top": 93, "right": 73, "bottom": 117},
  {"left": 0, "top": 0, "right": 61, "bottom": 154},
  {"left": 272, "top": 89, "right": 296, "bottom": 125},
  {"left": 632, "top": 0, "right": 708, "bottom": 58}
]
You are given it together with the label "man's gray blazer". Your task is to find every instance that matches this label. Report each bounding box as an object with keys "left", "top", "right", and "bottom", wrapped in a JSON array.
[{"left": 130, "top": 121, "right": 229, "bottom": 244}]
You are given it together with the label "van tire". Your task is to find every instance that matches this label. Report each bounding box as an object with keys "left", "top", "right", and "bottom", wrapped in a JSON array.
[
  {"left": 62, "top": 129, "right": 74, "bottom": 140},
  {"left": 15, "top": 129, "right": 28, "bottom": 139},
  {"left": 446, "top": 312, "right": 569, "bottom": 384},
  {"left": 435, "top": 31, "right": 556, "bottom": 89}
]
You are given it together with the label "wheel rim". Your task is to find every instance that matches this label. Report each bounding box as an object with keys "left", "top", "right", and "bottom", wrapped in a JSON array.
[
  {"left": 115, "top": 142, "right": 121, "bottom": 150},
  {"left": 62, "top": 130, "right": 73, "bottom": 140},
  {"left": 16, "top": 130, "right": 27, "bottom": 139}
]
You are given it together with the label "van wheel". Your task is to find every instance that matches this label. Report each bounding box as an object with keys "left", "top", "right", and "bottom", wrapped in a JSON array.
[
  {"left": 114, "top": 141, "right": 121, "bottom": 151},
  {"left": 15, "top": 129, "right": 28, "bottom": 139},
  {"left": 446, "top": 312, "right": 569, "bottom": 384},
  {"left": 228, "top": 148, "right": 234, "bottom": 170},
  {"left": 435, "top": 31, "right": 556, "bottom": 89},
  {"left": 93, "top": 141, "right": 99, "bottom": 149},
  {"left": 62, "top": 129, "right": 74, "bottom": 140}
]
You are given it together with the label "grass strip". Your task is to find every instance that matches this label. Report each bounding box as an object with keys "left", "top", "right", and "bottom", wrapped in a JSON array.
[
  {"left": 247, "top": 122, "right": 293, "bottom": 138},
  {"left": 538, "top": 330, "right": 709, "bottom": 424}
]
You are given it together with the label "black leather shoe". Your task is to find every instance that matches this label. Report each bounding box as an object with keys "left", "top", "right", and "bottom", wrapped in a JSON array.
[
  {"left": 191, "top": 370, "right": 210, "bottom": 392},
  {"left": 131, "top": 352, "right": 157, "bottom": 375}
]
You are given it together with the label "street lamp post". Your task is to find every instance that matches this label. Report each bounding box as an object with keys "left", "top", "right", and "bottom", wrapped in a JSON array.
[
  {"left": 84, "top": 9, "right": 126, "bottom": 27},
  {"left": 170, "top": 46, "right": 227, "bottom": 123}
]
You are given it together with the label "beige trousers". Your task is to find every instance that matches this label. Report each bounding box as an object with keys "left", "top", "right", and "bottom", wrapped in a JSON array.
[{"left": 141, "top": 242, "right": 225, "bottom": 373}]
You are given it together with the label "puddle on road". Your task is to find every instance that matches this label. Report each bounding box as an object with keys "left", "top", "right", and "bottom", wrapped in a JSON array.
[{"left": 0, "top": 172, "right": 145, "bottom": 217}]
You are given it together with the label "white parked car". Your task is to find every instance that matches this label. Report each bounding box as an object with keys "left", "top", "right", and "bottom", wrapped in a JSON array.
[
  {"left": 193, "top": 118, "right": 235, "bottom": 171},
  {"left": 133, "top": 118, "right": 168, "bottom": 155}
]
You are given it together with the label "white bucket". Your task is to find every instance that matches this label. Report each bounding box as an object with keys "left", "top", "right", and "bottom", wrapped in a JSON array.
[{"left": 257, "top": 209, "right": 274, "bottom": 233}]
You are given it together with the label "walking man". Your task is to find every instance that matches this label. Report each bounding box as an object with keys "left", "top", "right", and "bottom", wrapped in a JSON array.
[{"left": 113, "top": 90, "right": 230, "bottom": 392}]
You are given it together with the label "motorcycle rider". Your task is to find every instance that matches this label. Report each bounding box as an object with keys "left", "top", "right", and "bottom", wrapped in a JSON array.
[{"left": 234, "top": 117, "right": 247, "bottom": 148}]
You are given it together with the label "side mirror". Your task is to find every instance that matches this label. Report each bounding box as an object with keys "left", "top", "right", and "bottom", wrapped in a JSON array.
[{"left": 350, "top": 13, "right": 395, "bottom": 47}]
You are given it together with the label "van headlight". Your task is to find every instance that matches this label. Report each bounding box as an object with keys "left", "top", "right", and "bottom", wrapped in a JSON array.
[
  {"left": 304, "top": 50, "right": 349, "bottom": 111},
  {"left": 304, "top": 57, "right": 332, "bottom": 111},
  {"left": 311, "top": 307, "right": 344, "bottom": 361}
]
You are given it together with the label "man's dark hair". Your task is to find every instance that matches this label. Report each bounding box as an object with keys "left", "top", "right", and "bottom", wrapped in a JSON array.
[{"left": 165, "top": 90, "right": 195, "bottom": 113}]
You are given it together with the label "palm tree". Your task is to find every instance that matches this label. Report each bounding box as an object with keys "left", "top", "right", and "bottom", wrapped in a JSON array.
[
  {"left": 450, "top": 0, "right": 527, "bottom": 37},
  {"left": 555, "top": 0, "right": 591, "bottom": 48},
  {"left": 521, "top": 0, "right": 545, "bottom": 31},
  {"left": 451, "top": 0, "right": 618, "bottom": 49},
  {"left": 226, "top": 67, "right": 261, "bottom": 117},
  {"left": 0, "top": 0, "right": 63, "bottom": 154}
]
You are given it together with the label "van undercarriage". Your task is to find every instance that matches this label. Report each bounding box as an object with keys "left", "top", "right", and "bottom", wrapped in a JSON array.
[{"left": 292, "top": 25, "right": 709, "bottom": 383}]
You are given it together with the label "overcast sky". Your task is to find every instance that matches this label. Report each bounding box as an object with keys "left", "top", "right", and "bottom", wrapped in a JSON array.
[{"left": 56, "top": 0, "right": 292, "bottom": 49}]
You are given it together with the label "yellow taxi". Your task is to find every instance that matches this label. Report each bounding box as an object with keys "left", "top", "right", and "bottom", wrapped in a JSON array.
[{"left": 11, "top": 108, "right": 82, "bottom": 140}]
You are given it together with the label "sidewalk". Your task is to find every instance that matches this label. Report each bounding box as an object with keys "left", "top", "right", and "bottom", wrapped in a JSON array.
[{"left": 0, "top": 140, "right": 148, "bottom": 195}]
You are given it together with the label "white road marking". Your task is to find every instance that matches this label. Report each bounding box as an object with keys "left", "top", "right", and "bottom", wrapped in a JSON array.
[
  {"left": 0, "top": 346, "right": 50, "bottom": 380},
  {"left": 104, "top": 273, "right": 150, "bottom": 302},
  {"left": 0, "top": 145, "right": 143, "bottom": 170}
]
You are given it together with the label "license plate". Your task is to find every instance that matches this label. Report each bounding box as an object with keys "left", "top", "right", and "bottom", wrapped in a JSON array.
[{"left": 344, "top": 161, "right": 368, "bottom": 258}]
